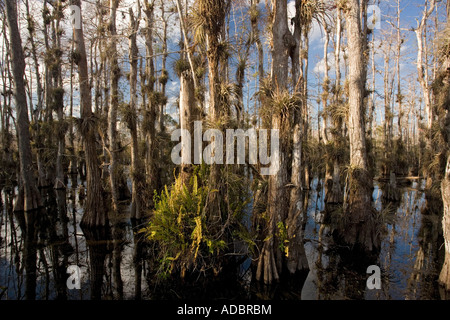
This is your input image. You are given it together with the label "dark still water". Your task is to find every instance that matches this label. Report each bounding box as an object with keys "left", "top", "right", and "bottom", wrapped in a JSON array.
[{"left": 0, "top": 177, "right": 448, "bottom": 300}]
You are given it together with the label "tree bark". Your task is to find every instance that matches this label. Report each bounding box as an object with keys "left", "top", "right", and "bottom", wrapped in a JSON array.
[
  {"left": 286, "top": 0, "right": 308, "bottom": 276},
  {"left": 175, "top": 0, "right": 199, "bottom": 90},
  {"left": 202, "top": 0, "right": 229, "bottom": 229},
  {"left": 256, "top": 0, "right": 295, "bottom": 284},
  {"left": 415, "top": 0, "right": 437, "bottom": 190},
  {"left": 6, "top": 0, "right": 42, "bottom": 212},
  {"left": 342, "top": 0, "right": 379, "bottom": 252},
  {"left": 179, "top": 71, "right": 199, "bottom": 184},
  {"left": 440, "top": 157, "right": 450, "bottom": 291},
  {"left": 143, "top": 0, "right": 159, "bottom": 207},
  {"left": 71, "top": 0, "right": 106, "bottom": 227},
  {"left": 325, "top": 8, "right": 343, "bottom": 204},
  {"left": 128, "top": 4, "right": 142, "bottom": 220},
  {"left": 108, "top": 0, "right": 120, "bottom": 212}
]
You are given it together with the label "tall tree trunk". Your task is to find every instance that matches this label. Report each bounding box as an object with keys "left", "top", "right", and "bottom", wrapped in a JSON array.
[
  {"left": 69, "top": 37, "right": 77, "bottom": 176},
  {"left": 250, "top": 0, "right": 265, "bottom": 91},
  {"left": 256, "top": 0, "right": 295, "bottom": 284},
  {"left": 285, "top": 0, "right": 308, "bottom": 276},
  {"left": 179, "top": 71, "right": 199, "bottom": 184},
  {"left": 25, "top": 0, "right": 46, "bottom": 190},
  {"left": 440, "top": 157, "right": 450, "bottom": 290},
  {"left": 202, "top": 0, "right": 229, "bottom": 229},
  {"left": 290, "top": 0, "right": 303, "bottom": 193},
  {"left": 6, "top": 0, "right": 43, "bottom": 300},
  {"left": 6, "top": 0, "right": 42, "bottom": 212},
  {"left": 71, "top": 0, "right": 106, "bottom": 227},
  {"left": 321, "top": 25, "right": 330, "bottom": 145},
  {"left": 341, "top": 0, "right": 379, "bottom": 252},
  {"left": 159, "top": 1, "right": 168, "bottom": 133},
  {"left": 396, "top": 0, "right": 403, "bottom": 142},
  {"left": 143, "top": 0, "right": 159, "bottom": 207},
  {"left": 108, "top": 0, "right": 120, "bottom": 212},
  {"left": 52, "top": 1, "right": 66, "bottom": 190},
  {"left": 175, "top": 0, "right": 199, "bottom": 90},
  {"left": 128, "top": 4, "right": 142, "bottom": 220},
  {"left": 326, "top": 8, "right": 343, "bottom": 204},
  {"left": 415, "top": 0, "right": 437, "bottom": 190},
  {"left": 438, "top": 6, "right": 450, "bottom": 290}
]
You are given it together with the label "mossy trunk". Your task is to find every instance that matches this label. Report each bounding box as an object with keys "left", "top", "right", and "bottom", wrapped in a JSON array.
[
  {"left": 286, "top": 188, "right": 309, "bottom": 274},
  {"left": 129, "top": 7, "right": 142, "bottom": 220},
  {"left": 108, "top": 0, "right": 120, "bottom": 212},
  {"left": 326, "top": 159, "right": 343, "bottom": 204},
  {"left": 6, "top": 0, "right": 42, "bottom": 212},
  {"left": 179, "top": 71, "right": 199, "bottom": 185},
  {"left": 143, "top": 0, "right": 159, "bottom": 208},
  {"left": 256, "top": 0, "right": 294, "bottom": 285},
  {"left": 439, "top": 157, "right": 450, "bottom": 291},
  {"left": 203, "top": 0, "right": 229, "bottom": 231},
  {"left": 342, "top": 0, "right": 380, "bottom": 252},
  {"left": 71, "top": 0, "right": 106, "bottom": 227}
]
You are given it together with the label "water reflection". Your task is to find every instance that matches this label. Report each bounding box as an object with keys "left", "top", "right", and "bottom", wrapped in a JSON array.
[{"left": 0, "top": 177, "right": 447, "bottom": 300}]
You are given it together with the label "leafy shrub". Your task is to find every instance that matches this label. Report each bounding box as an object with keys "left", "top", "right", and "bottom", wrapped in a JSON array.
[{"left": 142, "top": 166, "right": 231, "bottom": 279}]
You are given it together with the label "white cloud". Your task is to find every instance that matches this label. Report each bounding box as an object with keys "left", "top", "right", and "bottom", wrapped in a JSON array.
[{"left": 313, "top": 50, "right": 346, "bottom": 77}]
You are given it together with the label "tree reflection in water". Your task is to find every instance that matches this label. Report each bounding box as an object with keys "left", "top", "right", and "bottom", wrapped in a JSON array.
[{"left": 0, "top": 177, "right": 447, "bottom": 299}]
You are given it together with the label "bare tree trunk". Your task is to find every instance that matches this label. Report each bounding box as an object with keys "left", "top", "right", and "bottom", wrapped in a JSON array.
[
  {"left": 440, "top": 157, "right": 450, "bottom": 291},
  {"left": 159, "top": 1, "right": 169, "bottom": 133},
  {"left": 6, "top": 0, "right": 42, "bottom": 300},
  {"left": 382, "top": 39, "right": 400, "bottom": 201},
  {"left": 6, "top": 0, "right": 42, "bottom": 212},
  {"left": 175, "top": 0, "right": 199, "bottom": 90},
  {"left": 69, "top": 37, "right": 77, "bottom": 176},
  {"left": 52, "top": 1, "right": 66, "bottom": 190},
  {"left": 415, "top": 0, "right": 437, "bottom": 190},
  {"left": 108, "top": 0, "right": 120, "bottom": 212},
  {"left": 302, "top": 37, "right": 311, "bottom": 190},
  {"left": 326, "top": 8, "right": 343, "bottom": 204},
  {"left": 285, "top": 0, "right": 308, "bottom": 276},
  {"left": 342, "top": 0, "right": 379, "bottom": 252},
  {"left": 321, "top": 25, "right": 330, "bottom": 145},
  {"left": 202, "top": 0, "right": 229, "bottom": 229},
  {"left": 290, "top": 0, "right": 303, "bottom": 193},
  {"left": 250, "top": 0, "right": 265, "bottom": 92},
  {"left": 24, "top": 0, "right": 47, "bottom": 190},
  {"left": 368, "top": 30, "right": 376, "bottom": 139},
  {"left": 256, "top": 0, "right": 295, "bottom": 284},
  {"left": 179, "top": 71, "right": 199, "bottom": 184},
  {"left": 396, "top": 0, "right": 403, "bottom": 141},
  {"left": 128, "top": 4, "right": 142, "bottom": 220},
  {"left": 143, "top": 0, "right": 159, "bottom": 207},
  {"left": 438, "top": 6, "right": 450, "bottom": 290},
  {"left": 71, "top": 0, "right": 106, "bottom": 227}
]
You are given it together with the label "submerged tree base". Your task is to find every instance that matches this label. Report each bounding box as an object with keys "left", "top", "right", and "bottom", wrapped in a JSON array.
[
  {"left": 339, "top": 169, "right": 382, "bottom": 253},
  {"left": 336, "top": 208, "right": 382, "bottom": 254},
  {"left": 13, "top": 185, "right": 43, "bottom": 213},
  {"left": 382, "top": 183, "right": 401, "bottom": 202}
]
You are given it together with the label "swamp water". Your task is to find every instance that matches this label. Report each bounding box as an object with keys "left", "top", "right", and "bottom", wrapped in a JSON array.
[{"left": 0, "top": 177, "right": 448, "bottom": 300}]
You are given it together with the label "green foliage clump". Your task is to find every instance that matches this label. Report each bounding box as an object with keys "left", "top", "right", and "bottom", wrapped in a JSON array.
[
  {"left": 142, "top": 167, "right": 226, "bottom": 279},
  {"left": 173, "top": 58, "right": 190, "bottom": 78}
]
